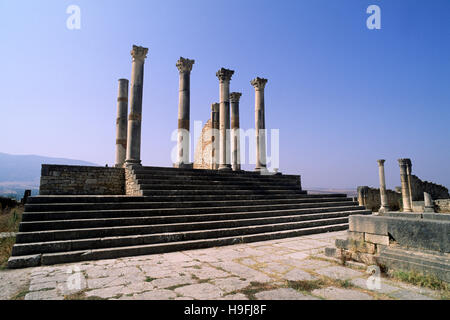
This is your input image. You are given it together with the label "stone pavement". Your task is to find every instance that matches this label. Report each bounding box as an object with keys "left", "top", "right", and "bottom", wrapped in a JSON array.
[{"left": 0, "top": 231, "right": 446, "bottom": 300}]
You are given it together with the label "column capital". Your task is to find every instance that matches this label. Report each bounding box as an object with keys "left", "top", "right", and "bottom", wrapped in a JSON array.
[
  {"left": 216, "top": 68, "right": 234, "bottom": 82},
  {"left": 377, "top": 159, "right": 385, "bottom": 166},
  {"left": 211, "top": 103, "right": 219, "bottom": 112},
  {"left": 230, "top": 92, "right": 242, "bottom": 103},
  {"left": 176, "top": 57, "right": 195, "bottom": 73},
  {"left": 398, "top": 158, "right": 409, "bottom": 167},
  {"left": 251, "top": 77, "right": 268, "bottom": 90},
  {"left": 131, "top": 45, "right": 149, "bottom": 62}
]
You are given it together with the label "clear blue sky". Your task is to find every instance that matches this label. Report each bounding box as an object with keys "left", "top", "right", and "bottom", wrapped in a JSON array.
[{"left": 0, "top": 0, "right": 449, "bottom": 190}]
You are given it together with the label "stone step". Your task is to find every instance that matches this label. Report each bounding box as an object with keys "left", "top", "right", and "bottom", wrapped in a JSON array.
[
  {"left": 23, "top": 204, "right": 362, "bottom": 224},
  {"left": 12, "top": 215, "right": 356, "bottom": 255},
  {"left": 9, "top": 223, "right": 349, "bottom": 267},
  {"left": 133, "top": 166, "right": 300, "bottom": 179},
  {"left": 19, "top": 207, "right": 369, "bottom": 231},
  {"left": 24, "top": 198, "right": 355, "bottom": 214},
  {"left": 25, "top": 193, "right": 346, "bottom": 204},
  {"left": 138, "top": 183, "right": 301, "bottom": 191},
  {"left": 133, "top": 174, "right": 300, "bottom": 184},
  {"left": 15, "top": 215, "right": 354, "bottom": 244},
  {"left": 135, "top": 178, "right": 300, "bottom": 187},
  {"left": 140, "top": 189, "right": 307, "bottom": 196}
]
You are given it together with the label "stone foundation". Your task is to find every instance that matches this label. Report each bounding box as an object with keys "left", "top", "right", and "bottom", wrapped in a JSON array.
[
  {"left": 327, "top": 213, "right": 450, "bottom": 283},
  {"left": 125, "top": 166, "right": 142, "bottom": 196},
  {"left": 39, "top": 165, "right": 125, "bottom": 195}
]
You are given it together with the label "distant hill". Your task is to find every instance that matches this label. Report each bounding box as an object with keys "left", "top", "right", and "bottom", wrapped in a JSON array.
[{"left": 0, "top": 152, "right": 98, "bottom": 198}]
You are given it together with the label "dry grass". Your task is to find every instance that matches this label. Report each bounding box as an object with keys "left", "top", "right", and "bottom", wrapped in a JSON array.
[{"left": 0, "top": 206, "right": 23, "bottom": 233}]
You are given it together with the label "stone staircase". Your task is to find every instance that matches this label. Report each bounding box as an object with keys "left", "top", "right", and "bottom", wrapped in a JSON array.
[{"left": 8, "top": 166, "right": 371, "bottom": 268}]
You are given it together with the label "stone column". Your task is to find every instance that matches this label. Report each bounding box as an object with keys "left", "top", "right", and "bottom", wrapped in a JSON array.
[
  {"left": 125, "top": 45, "right": 148, "bottom": 166},
  {"left": 115, "top": 79, "right": 129, "bottom": 167},
  {"left": 423, "top": 192, "right": 435, "bottom": 212},
  {"left": 175, "top": 57, "right": 195, "bottom": 168},
  {"left": 405, "top": 159, "right": 414, "bottom": 208},
  {"left": 398, "top": 159, "right": 413, "bottom": 212},
  {"left": 230, "top": 92, "right": 242, "bottom": 171},
  {"left": 216, "top": 68, "right": 234, "bottom": 171},
  {"left": 251, "top": 77, "right": 268, "bottom": 172},
  {"left": 357, "top": 186, "right": 369, "bottom": 207},
  {"left": 377, "top": 159, "right": 390, "bottom": 213},
  {"left": 211, "top": 103, "right": 220, "bottom": 170}
]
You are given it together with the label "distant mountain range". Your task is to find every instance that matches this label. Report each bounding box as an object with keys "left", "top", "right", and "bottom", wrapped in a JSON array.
[{"left": 0, "top": 152, "right": 98, "bottom": 198}]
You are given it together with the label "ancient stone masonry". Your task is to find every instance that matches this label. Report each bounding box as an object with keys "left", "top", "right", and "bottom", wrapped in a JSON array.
[
  {"left": 115, "top": 78, "right": 129, "bottom": 167},
  {"left": 175, "top": 57, "right": 195, "bottom": 168},
  {"left": 251, "top": 77, "right": 268, "bottom": 172},
  {"left": 230, "top": 92, "right": 242, "bottom": 171},
  {"left": 39, "top": 165, "right": 125, "bottom": 195},
  {"left": 125, "top": 166, "right": 142, "bottom": 196},
  {"left": 211, "top": 103, "right": 220, "bottom": 170},
  {"left": 398, "top": 159, "right": 413, "bottom": 212},
  {"left": 216, "top": 68, "right": 234, "bottom": 171},
  {"left": 377, "top": 159, "right": 390, "bottom": 213},
  {"left": 410, "top": 174, "right": 450, "bottom": 201},
  {"left": 193, "top": 119, "right": 214, "bottom": 169},
  {"left": 357, "top": 186, "right": 402, "bottom": 212},
  {"left": 125, "top": 45, "right": 148, "bottom": 166}
]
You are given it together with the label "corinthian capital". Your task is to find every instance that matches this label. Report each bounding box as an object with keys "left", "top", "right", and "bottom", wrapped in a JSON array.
[
  {"left": 216, "top": 68, "right": 234, "bottom": 82},
  {"left": 377, "top": 159, "right": 385, "bottom": 166},
  {"left": 250, "top": 77, "right": 268, "bottom": 90},
  {"left": 176, "top": 57, "right": 195, "bottom": 73},
  {"left": 230, "top": 92, "right": 242, "bottom": 103},
  {"left": 131, "top": 45, "right": 149, "bottom": 62}
]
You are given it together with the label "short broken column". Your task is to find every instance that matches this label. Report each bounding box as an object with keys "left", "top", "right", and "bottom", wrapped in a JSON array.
[
  {"left": 125, "top": 45, "right": 148, "bottom": 166},
  {"left": 211, "top": 103, "right": 220, "bottom": 170},
  {"left": 377, "top": 159, "right": 390, "bottom": 213},
  {"left": 424, "top": 192, "right": 435, "bottom": 212},
  {"left": 115, "top": 78, "right": 129, "bottom": 167},
  {"left": 230, "top": 92, "right": 242, "bottom": 171},
  {"left": 251, "top": 77, "right": 268, "bottom": 172},
  {"left": 175, "top": 57, "right": 195, "bottom": 168},
  {"left": 398, "top": 158, "right": 413, "bottom": 212},
  {"left": 216, "top": 68, "right": 234, "bottom": 171}
]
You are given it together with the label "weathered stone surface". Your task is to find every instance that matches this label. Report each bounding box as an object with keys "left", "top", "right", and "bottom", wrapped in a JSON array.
[
  {"left": 389, "top": 289, "right": 434, "bottom": 300},
  {"left": 211, "top": 277, "right": 250, "bottom": 293},
  {"left": 8, "top": 254, "right": 41, "bottom": 269},
  {"left": 39, "top": 165, "right": 124, "bottom": 195},
  {"left": 365, "top": 233, "right": 389, "bottom": 246},
  {"left": 255, "top": 288, "right": 317, "bottom": 300},
  {"left": 284, "top": 269, "right": 316, "bottom": 281},
  {"left": 174, "top": 283, "right": 224, "bottom": 299},
  {"left": 311, "top": 287, "right": 373, "bottom": 300},
  {"left": 350, "top": 277, "right": 401, "bottom": 294},
  {"left": 315, "top": 266, "right": 363, "bottom": 280},
  {"left": 131, "top": 289, "right": 177, "bottom": 300}
]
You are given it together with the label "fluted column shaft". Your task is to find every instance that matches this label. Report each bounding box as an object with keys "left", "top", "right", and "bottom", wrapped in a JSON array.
[
  {"left": 230, "top": 92, "right": 242, "bottom": 171},
  {"left": 211, "top": 103, "right": 220, "bottom": 170},
  {"left": 398, "top": 158, "right": 413, "bottom": 212},
  {"left": 125, "top": 45, "right": 148, "bottom": 166},
  {"left": 176, "top": 57, "right": 195, "bottom": 167},
  {"left": 377, "top": 159, "right": 390, "bottom": 213},
  {"left": 115, "top": 79, "right": 129, "bottom": 167},
  {"left": 216, "top": 68, "right": 234, "bottom": 171},
  {"left": 251, "top": 77, "right": 268, "bottom": 172},
  {"left": 405, "top": 159, "right": 413, "bottom": 208}
]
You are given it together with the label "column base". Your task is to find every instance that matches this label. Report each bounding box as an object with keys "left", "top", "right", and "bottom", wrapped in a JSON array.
[
  {"left": 173, "top": 162, "right": 193, "bottom": 169},
  {"left": 424, "top": 206, "right": 435, "bottom": 213},
  {"left": 218, "top": 165, "right": 232, "bottom": 171},
  {"left": 254, "top": 166, "right": 268, "bottom": 173},
  {"left": 378, "top": 206, "right": 390, "bottom": 214}
]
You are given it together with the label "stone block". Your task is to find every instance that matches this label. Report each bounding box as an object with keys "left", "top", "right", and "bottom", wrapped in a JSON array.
[
  {"left": 365, "top": 233, "right": 389, "bottom": 246},
  {"left": 349, "top": 215, "right": 388, "bottom": 235},
  {"left": 347, "top": 231, "right": 364, "bottom": 242}
]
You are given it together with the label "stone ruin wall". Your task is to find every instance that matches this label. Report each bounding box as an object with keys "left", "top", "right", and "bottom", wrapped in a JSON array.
[
  {"left": 193, "top": 119, "right": 214, "bottom": 169},
  {"left": 410, "top": 175, "right": 450, "bottom": 201},
  {"left": 39, "top": 164, "right": 125, "bottom": 195},
  {"left": 357, "top": 186, "right": 402, "bottom": 212}
]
